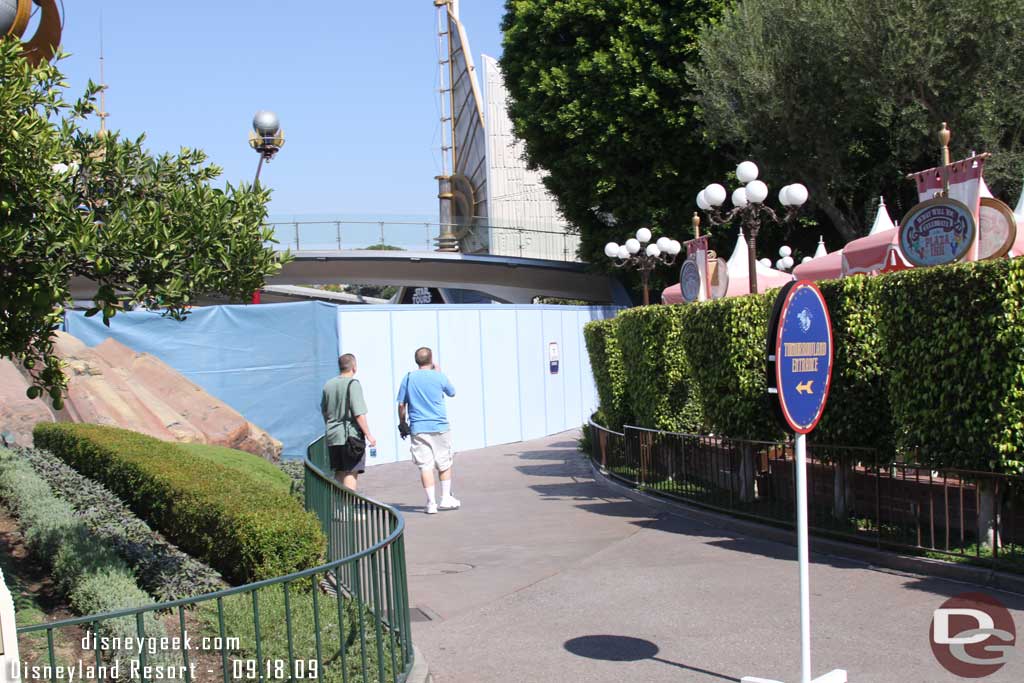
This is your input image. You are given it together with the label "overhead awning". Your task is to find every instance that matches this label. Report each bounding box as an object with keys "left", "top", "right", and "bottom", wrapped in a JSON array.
[
  {"left": 792, "top": 250, "right": 844, "bottom": 281},
  {"left": 841, "top": 228, "right": 911, "bottom": 275}
]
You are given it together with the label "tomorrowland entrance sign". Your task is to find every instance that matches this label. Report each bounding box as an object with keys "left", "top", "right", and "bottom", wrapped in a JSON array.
[{"left": 898, "top": 197, "right": 976, "bottom": 268}]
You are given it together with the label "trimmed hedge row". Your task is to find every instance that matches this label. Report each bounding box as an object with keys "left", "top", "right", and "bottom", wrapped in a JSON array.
[
  {"left": 583, "top": 319, "right": 627, "bottom": 430},
  {"left": 617, "top": 306, "right": 703, "bottom": 432},
  {"left": 587, "top": 258, "right": 1024, "bottom": 473},
  {"left": 34, "top": 423, "right": 326, "bottom": 584},
  {"left": 0, "top": 448, "right": 166, "bottom": 652},
  {"left": 19, "top": 446, "right": 225, "bottom": 600}
]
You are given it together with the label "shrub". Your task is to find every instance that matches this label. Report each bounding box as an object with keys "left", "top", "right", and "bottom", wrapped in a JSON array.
[
  {"left": 584, "top": 319, "right": 628, "bottom": 429},
  {"left": 876, "top": 259, "right": 1024, "bottom": 473},
  {"left": 815, "top": 276, "right": 893, "bottom": 456},
  {"left": 616, "top": 306, "right": 703, "bottom": 432},
  {"left": 34, "top": 423, "right": 326, "bottom": 584},
  {"left": 19, "top": 446, "right": 224, "bottom": 601},
  {"left": 678, "top": 293, "right": 782, "bottom": 440},
  {"left": 0, "top": 449, "right": 166, "bottom": 649}
]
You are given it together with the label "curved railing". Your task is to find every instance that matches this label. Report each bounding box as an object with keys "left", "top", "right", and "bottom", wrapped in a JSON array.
[
  {"left": 587, "top": 419, "right": 1024, "bottom": 572},
  {"left": 266, "top": 218, "right": 582, "bottom": 263},
  {"left": 16, "top": 436, "right": 413, "bottom": 683}
]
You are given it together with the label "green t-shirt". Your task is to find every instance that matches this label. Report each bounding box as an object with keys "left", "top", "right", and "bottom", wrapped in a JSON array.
[{"left": 321, "top": 376, "right": 367, "bottom": 446}]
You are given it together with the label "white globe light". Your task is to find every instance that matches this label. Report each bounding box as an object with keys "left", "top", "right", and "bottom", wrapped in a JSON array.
[
  {"left": 626, "top": 238, "right": 641, "bottom": 254},
  {"left": 732, "top": 187, "right": 749, "bottom": 208},
  {"left": 604, "top": 242, "right": 620, "bottom": 258},
  {"left": 697, "top": 190, "right": 710, "bottom": 211},
  {"left": 668, "top": 240, "right": 682, "bottom": 255},
  {"left": 705, "top": 183, "right": 727, "bottom": 207},
  {"left": 253, "top": 110, "right": 281, "bottom": 136},
  {"left": 656, "top": 237, "right": 671, "bottom": 252},
  {"left": 746, "top": 180, "right": 769, "bottom": 204},
  {"left": 779, "top": 185, "right": 793, "bottom": 206},
  {"left": 787, "top": 183, "right": 809, "bottom": 206},
  {"left": 759, "top": 258, "right": 772, "bottom": 268},
  {"left": 775, "top": 259, "right": 785, "bottom": 270},
  {"left": 782, "top": 255, "right": 794, "bottom": 269},
  {"left": 736, "top": 161, "right": 759, "bottom": 183},
  {"left": 617, "top": 246, "right": 629, "bottom": 260},
  {"left": 636, "top": 227, "right": 652, "bottom": 243},
  {"left": 779, "top": 245, "right": 792, "bottom": 258},
  {"left": 646, "top": 244, "right": 661, "bottom": 257},
  {"left": 802, "top": 256, "right": 813, "bottom": 264}
]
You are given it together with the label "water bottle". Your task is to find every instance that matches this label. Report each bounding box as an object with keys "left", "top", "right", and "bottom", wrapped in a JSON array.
[{"left": 369, "top": 446, "right": 377, "bottom": 458}]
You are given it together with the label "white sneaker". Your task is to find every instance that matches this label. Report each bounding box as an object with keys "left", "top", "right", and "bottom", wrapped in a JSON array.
[
  {"left": 426, "top": 502, "right": 438, "bottom": 515},
  {"left": 438, "top": 496, "right": 461, "bottom": 511}
]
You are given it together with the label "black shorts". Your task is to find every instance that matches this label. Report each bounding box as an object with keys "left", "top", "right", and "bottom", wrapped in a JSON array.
[{"left": 329, "top": 444, "right": 366, "bottom": 474}]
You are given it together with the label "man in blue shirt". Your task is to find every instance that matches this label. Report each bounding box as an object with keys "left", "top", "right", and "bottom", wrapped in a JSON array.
[{"left": 397, "top": 347, "right": 458, "bottom": 514}]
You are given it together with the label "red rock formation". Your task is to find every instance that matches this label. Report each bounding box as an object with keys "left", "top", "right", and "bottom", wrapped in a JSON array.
[
  {"left": 0, "top": 359, "right": 55, "bottom": 447},
  {"left": 0, "top": 333, "right": 282, "bottom": 461}
]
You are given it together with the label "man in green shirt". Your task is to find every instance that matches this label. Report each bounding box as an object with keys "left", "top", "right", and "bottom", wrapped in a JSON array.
[{"left": 321, "top": 353, "right": 377, "bottom": 491}]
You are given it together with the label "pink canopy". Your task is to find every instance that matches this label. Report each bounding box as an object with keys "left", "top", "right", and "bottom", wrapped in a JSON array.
[
  {"left": 842, "top": 228, "right": 910, "bottom": 275},
  {"left": 661, "top": 265, "right": 793, "bottom": 303},
  {"left": 792, "top": 250, "right": 844, "bottom": 281}
]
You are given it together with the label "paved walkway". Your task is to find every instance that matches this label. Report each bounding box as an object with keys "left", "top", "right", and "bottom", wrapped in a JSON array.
[{"left": 359, "top": 431, "right": 1024, "bottom": 683}]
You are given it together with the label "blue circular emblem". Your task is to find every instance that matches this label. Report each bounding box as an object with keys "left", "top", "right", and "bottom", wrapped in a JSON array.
[
  {"left": 772, "top": 281, "right": 833, "bottom": 433},
  {"left": 898, "top": 197, "right": 976, "bottom": 268}
]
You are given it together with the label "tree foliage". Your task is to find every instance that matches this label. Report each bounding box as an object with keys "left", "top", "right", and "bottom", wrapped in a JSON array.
[
  {"left": 691, "top": 0, "right": 1024, "bottom": 242},
  {"left": 0, "top": 41, "right": 288, "bottom": 404},
  {"left": 500, "top": 0, "right": 729, "bottom": 280}
]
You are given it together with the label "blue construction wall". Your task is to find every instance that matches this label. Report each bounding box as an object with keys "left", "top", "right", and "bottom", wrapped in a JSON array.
[
  {"left": 66, "top": 302, "right": 340, "bottom": 458},
  {"left": 336, "top": 305, "right": 618, "bottom": 465},
  {"left": 66, "top": 302, "right": 618, "bottom": 460}
]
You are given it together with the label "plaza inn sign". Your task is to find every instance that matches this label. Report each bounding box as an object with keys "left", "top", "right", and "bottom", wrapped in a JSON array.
[{"left": 898, "top": 197, "right": 976, "bottom": 268}]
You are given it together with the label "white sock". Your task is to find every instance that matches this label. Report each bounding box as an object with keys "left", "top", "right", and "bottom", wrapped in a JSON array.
[
  {"left": 424, "top": 486, "right": 436, "bottom": 506},
  {"left": 441, "top": 479, "right": 452, "bottom": 500}
]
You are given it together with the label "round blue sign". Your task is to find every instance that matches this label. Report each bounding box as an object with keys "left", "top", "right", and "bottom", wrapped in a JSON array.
[{"left": 773, "top": 281, "right": 833, "bottom": 434}]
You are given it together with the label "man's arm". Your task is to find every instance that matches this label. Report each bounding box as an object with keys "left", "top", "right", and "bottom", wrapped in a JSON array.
[
  {"left": 398, "top": 403, "right": 408, "bottom": 422},
  {"left": 354, "top": 414, "right": 375, "bottom": 446},
  {"left": 442, "top": 375, "right": 456, "bottom": 397},
  {"left": 321, "top": 389, "right": 328, "bottom": 422}
]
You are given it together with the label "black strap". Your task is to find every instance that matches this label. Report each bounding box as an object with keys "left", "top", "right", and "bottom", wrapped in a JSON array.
[{"left": 344, "top": 379, "right": 362, "bottom": 435}]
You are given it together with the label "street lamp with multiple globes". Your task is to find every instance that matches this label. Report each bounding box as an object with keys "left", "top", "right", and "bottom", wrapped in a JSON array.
[
  {"left": 249, "top": 110, "right": 285, "bottom": 184},
  {"left": 697, "top": 161, "right": 809, "bottom": 293},
  {"left": 604, "top": 228, "right": 682, "bottom": 305}
]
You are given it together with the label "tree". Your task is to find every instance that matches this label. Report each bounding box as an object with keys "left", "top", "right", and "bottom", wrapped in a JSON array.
[
  {"left": 0, "top": 41, "right": 287, "bottom": 406},
  {"left": 500, "top": 0, "right": 730, "bottom": 284},
  {"left": 691, "top": 0, "right": 1024, "bottom": 242}
]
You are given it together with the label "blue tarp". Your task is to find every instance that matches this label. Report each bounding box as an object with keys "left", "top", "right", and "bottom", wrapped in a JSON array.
[{"left": 66, "top": 302, "right": 339, "bottom": 458}]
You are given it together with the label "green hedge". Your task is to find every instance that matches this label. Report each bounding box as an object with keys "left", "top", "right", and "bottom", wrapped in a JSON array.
[
  {"left": 0, "top": 448, "right": 166, "bottom": 654},
  {"left": 583, "top": 319, "right": 627, "bottom": 430},
  {"left": 815, "top": 277, "right": 892, "bottom": 455},
  {"left": 585, "top": 258, "right": 1024, "bottom": 474},
  {"left": 678, "top": 293, "right": 781, "bottom": 440},
  {"left": 34, "top": 423, "right": 326, "bottom": 584},
  {"left": 877, "top": 259, "right": 1024, "bottom": 472},
  {"left": 616, "top": 306, "right": 703, "bottom": 432}
]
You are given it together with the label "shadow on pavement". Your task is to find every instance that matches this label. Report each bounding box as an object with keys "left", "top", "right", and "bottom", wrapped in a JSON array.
[{"left": 564, "top": 635, "right": 740, "bottom": 681}]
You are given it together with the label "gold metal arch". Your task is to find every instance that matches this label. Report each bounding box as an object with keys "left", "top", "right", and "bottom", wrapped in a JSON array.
[{"left": 5, "top": 0, "right": 62, "bottom": 66}]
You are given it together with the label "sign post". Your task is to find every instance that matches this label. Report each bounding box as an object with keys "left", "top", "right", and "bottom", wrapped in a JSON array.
[{"left": 744, "top": 280, "right": 846, "bottom": 683}]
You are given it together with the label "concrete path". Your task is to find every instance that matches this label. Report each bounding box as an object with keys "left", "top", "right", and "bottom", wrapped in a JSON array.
[{"left": 359, "top": 431, "right": 1024, "bottom": 683}]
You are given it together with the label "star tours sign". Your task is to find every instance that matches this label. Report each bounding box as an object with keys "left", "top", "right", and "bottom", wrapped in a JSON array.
[{"left": 767, "top": 281, "right": 833, "bottom": 434}]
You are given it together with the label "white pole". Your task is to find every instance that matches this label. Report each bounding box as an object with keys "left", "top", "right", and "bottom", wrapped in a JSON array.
[{"left": 794, "top": 432, "right": 811, "bottom": 683}]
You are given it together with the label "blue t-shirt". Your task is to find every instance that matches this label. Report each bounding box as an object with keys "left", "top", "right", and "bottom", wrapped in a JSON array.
[{"left": 396, "top": 370, "right": 456, "bottom": 434}]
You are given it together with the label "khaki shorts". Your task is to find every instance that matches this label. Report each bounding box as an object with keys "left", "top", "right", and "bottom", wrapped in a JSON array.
[{"left": 410, "top": 431, "right": 454, "bottom": 472}]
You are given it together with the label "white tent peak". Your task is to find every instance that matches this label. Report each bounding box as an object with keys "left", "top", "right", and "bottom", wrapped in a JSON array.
[
  {"left": 726, "top": 228, "right": 781, "bottom": 277},
  {"left": 813, "top": 235, "right": 828, "bottom": 258},
  {"left": 980, "top": 177, "right": 994, "bottom": 199},
  {"left": 868, "top": 197, "right": 896, "bottom": 236},
  {"left": 1015, "top": 175, "right": 1024, "bottom": 220}
]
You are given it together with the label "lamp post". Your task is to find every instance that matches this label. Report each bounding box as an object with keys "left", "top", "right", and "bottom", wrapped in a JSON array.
[
  {"left": 249, "top": 110, "right": 285, "bottom": 184},
  {"left": 697, "top": 161, "right": 808, "bottom": 293},
  {"left": 604, "top": 228, "right": 682, "bottom": 305}
]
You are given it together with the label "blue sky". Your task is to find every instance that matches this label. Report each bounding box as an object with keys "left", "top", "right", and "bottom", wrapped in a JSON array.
[{"left": 55, "top": 1, "right": 507, "bottom": 221}]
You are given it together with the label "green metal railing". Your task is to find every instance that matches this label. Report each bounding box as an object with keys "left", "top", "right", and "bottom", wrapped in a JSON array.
[
  {"left": 16, "top": 436, "right": 413, "bottom": 682},
  {"left": 588, "top": 420, "right": 1024, "bottom": 572}
]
